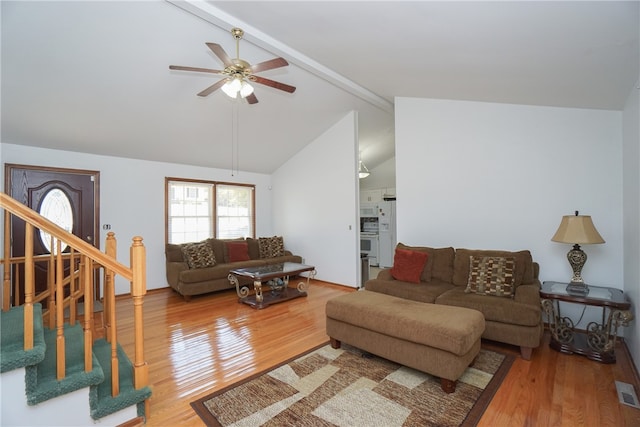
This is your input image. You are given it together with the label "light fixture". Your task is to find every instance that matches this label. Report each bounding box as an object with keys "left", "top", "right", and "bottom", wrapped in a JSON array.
[
  {"left": 221, "top": 75, "right": 254, "bottom": 99},
  {"left": 358, "top": 160, "right": 370, "bottom": 179},
  {"left": 551, "top": 211, "right": 605, "bottom": 295},
  {"left": 239, "top": 80, "right": 254, "bottom": 97}
]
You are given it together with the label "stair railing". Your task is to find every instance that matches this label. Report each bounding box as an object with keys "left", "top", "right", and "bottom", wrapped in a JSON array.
[{"left": 0, "top": 192, "right": 149, "bottom": 417}]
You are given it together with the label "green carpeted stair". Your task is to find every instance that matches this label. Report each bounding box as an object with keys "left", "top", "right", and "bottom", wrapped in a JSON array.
[
  {"left": 1, "top": 305, "right": 151, "bottom": 421},
  {"left": 0, "top": 304, "right": 46, "bottom": 373},
  {"left": 90, "top": 338, "right": 152, "bottom": 419},
  {"left": 25, "top": 323, "right": 105, "bottom": 405}
]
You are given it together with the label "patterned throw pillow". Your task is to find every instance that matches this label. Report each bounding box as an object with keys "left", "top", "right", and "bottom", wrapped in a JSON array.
[
  {"left": 258, "top": 236, "right": 285, "bottom": 259},
  {"left": 181, "top": 241, "right": 216, "bottom": 269},
  {"left": 465, "top": 256, "right": 515, "bottom": 297}
]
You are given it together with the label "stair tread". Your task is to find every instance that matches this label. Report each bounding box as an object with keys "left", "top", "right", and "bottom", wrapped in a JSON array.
[
  {"left": 3, "top": 308, "right": 150, "bottom": 420},
  {"left": 90, "top": 339, "right": 151, "bottom": 420},
  {"left": 26, "top": 323, "right": 104, "bottom": 405},
  {"left": 0, "top": 304, "right": 46, "bottom": 373}
]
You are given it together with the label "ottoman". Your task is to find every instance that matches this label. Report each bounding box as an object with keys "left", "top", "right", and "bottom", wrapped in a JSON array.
[{"left": 326, "top": 290, "right": 485, "bottom": 393}]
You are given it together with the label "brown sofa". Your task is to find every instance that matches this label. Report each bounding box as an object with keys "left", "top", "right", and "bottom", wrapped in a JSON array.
[
  {"left": 166, "top": 237, "right": 302, "bottom": 300},
  {"left": 365, "top": 244, "right": 543, "bottom": 359}
]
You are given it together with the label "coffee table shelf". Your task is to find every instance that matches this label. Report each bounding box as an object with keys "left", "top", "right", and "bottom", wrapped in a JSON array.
[{"left": 228, "top": 262, "right": 316, "bottom": 309}]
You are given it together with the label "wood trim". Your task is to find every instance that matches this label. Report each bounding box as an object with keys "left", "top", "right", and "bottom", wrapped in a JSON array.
[{"left": 164, "top": 177, "right": 257, "bottom": 245}]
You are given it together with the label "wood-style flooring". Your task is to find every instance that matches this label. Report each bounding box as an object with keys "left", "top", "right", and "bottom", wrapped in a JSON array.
[{"left": 113, "top": 280, "right": 640, "bottom": 427}]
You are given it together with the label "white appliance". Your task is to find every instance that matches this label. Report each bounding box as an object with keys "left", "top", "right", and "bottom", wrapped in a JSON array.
[
  {"left": 360, "top": 203, "right": 378, "bottom": 218},
  {"left": 360, "top": 233, "right": 379, "bottom": 267},
  {"left": 360, "top": 217, "right": 379, "bottom": 233},
  {"left": 377, "top": 200, "right": 397, "bottom": 268}
]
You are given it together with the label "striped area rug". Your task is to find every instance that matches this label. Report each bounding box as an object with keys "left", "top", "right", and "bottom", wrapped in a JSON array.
[{"left": 191, "top": 343, "right": 514, "bottom": 427}]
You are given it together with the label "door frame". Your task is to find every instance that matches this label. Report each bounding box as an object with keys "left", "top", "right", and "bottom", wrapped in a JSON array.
[{"left": 5, "top": 163, "right": 101, "bottom": 303}]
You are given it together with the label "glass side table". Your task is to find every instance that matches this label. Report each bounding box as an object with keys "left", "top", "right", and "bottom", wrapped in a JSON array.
[{"left": 540, "top": 281, "right": 633, "bottom": 363}]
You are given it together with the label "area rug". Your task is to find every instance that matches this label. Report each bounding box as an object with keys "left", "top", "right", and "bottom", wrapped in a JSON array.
[{"left": 191, "top": 342, "right": 514, "bottom": 427}]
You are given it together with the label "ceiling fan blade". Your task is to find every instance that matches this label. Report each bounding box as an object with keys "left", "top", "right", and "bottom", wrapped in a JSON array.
[
  {"left": 169, "top": 65, "right": 222, "bottom": 74},
  {"left": 206, "top": 42, "right": 233, "bottom": 68},
  {"left": 197, "top": 79, "right": 227, "bottom": 97},
  {"left": 250, "top": 57, "right": 289, "bottom": 74},
  {"left": 252, "top": 76, "right": 296, "bottom": 93},
  {"left": 245, "top": 93, "right": 259, "bottom": 104}
]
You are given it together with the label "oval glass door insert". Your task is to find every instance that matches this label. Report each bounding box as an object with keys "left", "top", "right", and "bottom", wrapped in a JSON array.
[{"left": 39, "top": 188, "right": 74, "bottom": 253}]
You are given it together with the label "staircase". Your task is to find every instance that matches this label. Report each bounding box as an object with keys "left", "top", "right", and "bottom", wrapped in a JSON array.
[{"left": 0, "top": 193, "right": 151, "bottom": 426}]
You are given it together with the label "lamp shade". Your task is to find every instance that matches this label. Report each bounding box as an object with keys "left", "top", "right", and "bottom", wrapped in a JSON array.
[
  {"left": 551, "top": 214, "right": 605, "bottom": 245},
  {"left": 358, "top": 161, "right": 370, "bottom": 179},
  {"left": 239, "top": 81, "right": 254, "bottom": 98}
]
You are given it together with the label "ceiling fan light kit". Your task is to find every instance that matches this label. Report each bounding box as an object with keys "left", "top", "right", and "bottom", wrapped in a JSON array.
[
  {"left": 169, "top": 27, "right": 295, "bottom": 104},
  {"left": 221, "top": 76, "right": 254, "bottom": 99}
]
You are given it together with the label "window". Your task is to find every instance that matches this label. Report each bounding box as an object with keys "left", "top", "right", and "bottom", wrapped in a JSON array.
[
  {"left": 39, "top": 188, "right": 74, "bottom": 253},
  {"left": 216, "top": 184, "right": 254, "bottom": 239},
  {"left": 166, "top": 178, "right": 255, "bottom": 244}
]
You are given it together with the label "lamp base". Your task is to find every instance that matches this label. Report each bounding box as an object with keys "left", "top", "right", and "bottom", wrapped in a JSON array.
[{"left": 566, "top": 282, "right": 590, "bottom": 296}]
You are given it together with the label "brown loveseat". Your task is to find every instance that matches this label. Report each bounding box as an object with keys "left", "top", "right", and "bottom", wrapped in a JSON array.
[
  {"left": 166, "top": 237, "right": 302, "bottom": 300},
  {"left": 364, "top": 244, "right": 543, "bottom": 359}
]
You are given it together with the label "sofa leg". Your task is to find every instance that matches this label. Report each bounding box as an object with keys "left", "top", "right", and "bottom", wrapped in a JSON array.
[
  {"left": 330, "top": 338, "right": 341, "bottom": 349},
  {"left": 440, "top": 378, "right": 456, "bottom": 394},
  {"left": 520, "top": 346, "right": 533, "bottom": 360},
  {"left": 183, "top": 295, "right": 191, "bottom": 302}
]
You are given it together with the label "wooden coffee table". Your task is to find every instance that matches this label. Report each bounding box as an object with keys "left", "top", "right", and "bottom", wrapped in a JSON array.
[{"left": 228, "top": 262, "right": 316, "bottom": 309}]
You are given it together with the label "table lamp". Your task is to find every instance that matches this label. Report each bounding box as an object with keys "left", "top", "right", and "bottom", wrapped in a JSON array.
[{"left": 551, "top": 211, "right": 605, "bottom": 295}]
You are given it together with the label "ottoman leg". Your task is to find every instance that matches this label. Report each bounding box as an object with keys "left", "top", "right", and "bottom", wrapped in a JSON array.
[
  {"left": 441, "top": 378, "right": 457, "bottom": 394},
  {"left": 330, "top": 337, "right": 341, "bottom": 349}
]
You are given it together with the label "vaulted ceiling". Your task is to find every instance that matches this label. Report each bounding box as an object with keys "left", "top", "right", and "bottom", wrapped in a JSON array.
[{"left": 2, "top": 1, "right": 638, "bottom": 174}]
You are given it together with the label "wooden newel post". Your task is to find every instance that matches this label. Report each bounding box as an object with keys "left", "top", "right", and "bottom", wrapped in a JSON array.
[{"left": 130, "top": 236, "right": 148, "bottom": 391}]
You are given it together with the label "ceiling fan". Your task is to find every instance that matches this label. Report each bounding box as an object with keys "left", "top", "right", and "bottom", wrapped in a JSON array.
[{"left": 169, "top": 28, "right": 296, "bottom": 104}]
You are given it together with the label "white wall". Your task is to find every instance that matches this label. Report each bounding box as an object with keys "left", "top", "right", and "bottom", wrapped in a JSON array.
[
  {"left": 395, "top": 97, "right": 624, "bottom": 327},
  {"left": 0, "top": 143, "right": 273, "bottom": 295},
  {"left": 272, "top": 112, "right": 360, "bottom": 287},
  {"left": 623, "top": 80, "right": 640, "bottom": 369},
  {"left": 359, "top": 156, "right": 396, "bottom": 190}
]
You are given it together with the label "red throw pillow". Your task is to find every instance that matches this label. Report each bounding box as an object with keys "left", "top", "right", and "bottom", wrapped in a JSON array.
[
  {"left": 390, "top": 248, "right": 429, "bottom": 284},
  {"left": 226, "top": 241, "right": 250, "bottom": 262}
]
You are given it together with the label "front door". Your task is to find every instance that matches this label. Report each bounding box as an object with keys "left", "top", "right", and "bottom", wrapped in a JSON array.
[{"left": 5, "top": 164, "right": 100, "bottom": 304}]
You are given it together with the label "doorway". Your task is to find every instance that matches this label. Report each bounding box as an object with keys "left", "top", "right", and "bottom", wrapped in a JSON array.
[{"left": 5, "top": 164, "right": 100, "bottom": 304}]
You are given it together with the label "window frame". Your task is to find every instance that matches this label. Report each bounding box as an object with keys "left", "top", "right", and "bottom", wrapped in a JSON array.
[{"left": 165, "top": 177, "right": 256, "bottom": 245}]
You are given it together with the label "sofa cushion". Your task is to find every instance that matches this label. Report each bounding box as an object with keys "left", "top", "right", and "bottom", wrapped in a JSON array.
[
  {"left": 180, "top": 260, "right": 264, "bottom": 284},
  {"left": 465, "top": 256, "right": 516, "bottom": 298},
  {"left": 259, "top": 236, "right": 285, "bottom": 258},
  {"left": 396, "top": 244, "right": 455, "bottom": 283},
  {"left": 181, "top": 241, "right": 216, "bottom": 269},
  {"left": 453, "top": 249, "right": 533, "bottom": 287},
  {"left": 207, "top": 238, "right": 228, "bottom": 264},
  {"left": 436, "top": 288, "right": 541, "bottom": 327},
  {"left": 365, "top": 278, "right": 456, "bottom": 304},
  {"left": 245, "top": 238, "right": 261, "bottom": 259},
  {"left": 390, "top": 248, "right": 429, "bottom": 283},
  {"left": 165, "top": 243, "right": 184, "bottom": 263},
  {"left": 226, "top": 241, "right": 250, "bottom": 262}
]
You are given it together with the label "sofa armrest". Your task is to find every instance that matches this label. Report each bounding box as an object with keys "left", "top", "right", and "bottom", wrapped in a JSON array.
[
  {"left": 166, "top": 261, "right": 188, "bottom": 286},
  {"left": 376, "top": 268, "right": 393, "bottom": 280},
  {"left": 514, "top": 281, "right": 542, "bottom": 306}
]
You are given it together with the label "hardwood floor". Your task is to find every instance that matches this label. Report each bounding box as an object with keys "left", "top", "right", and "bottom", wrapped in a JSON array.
[{"left": 113, "top": 281, "right": 640, "bottom": 427}]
